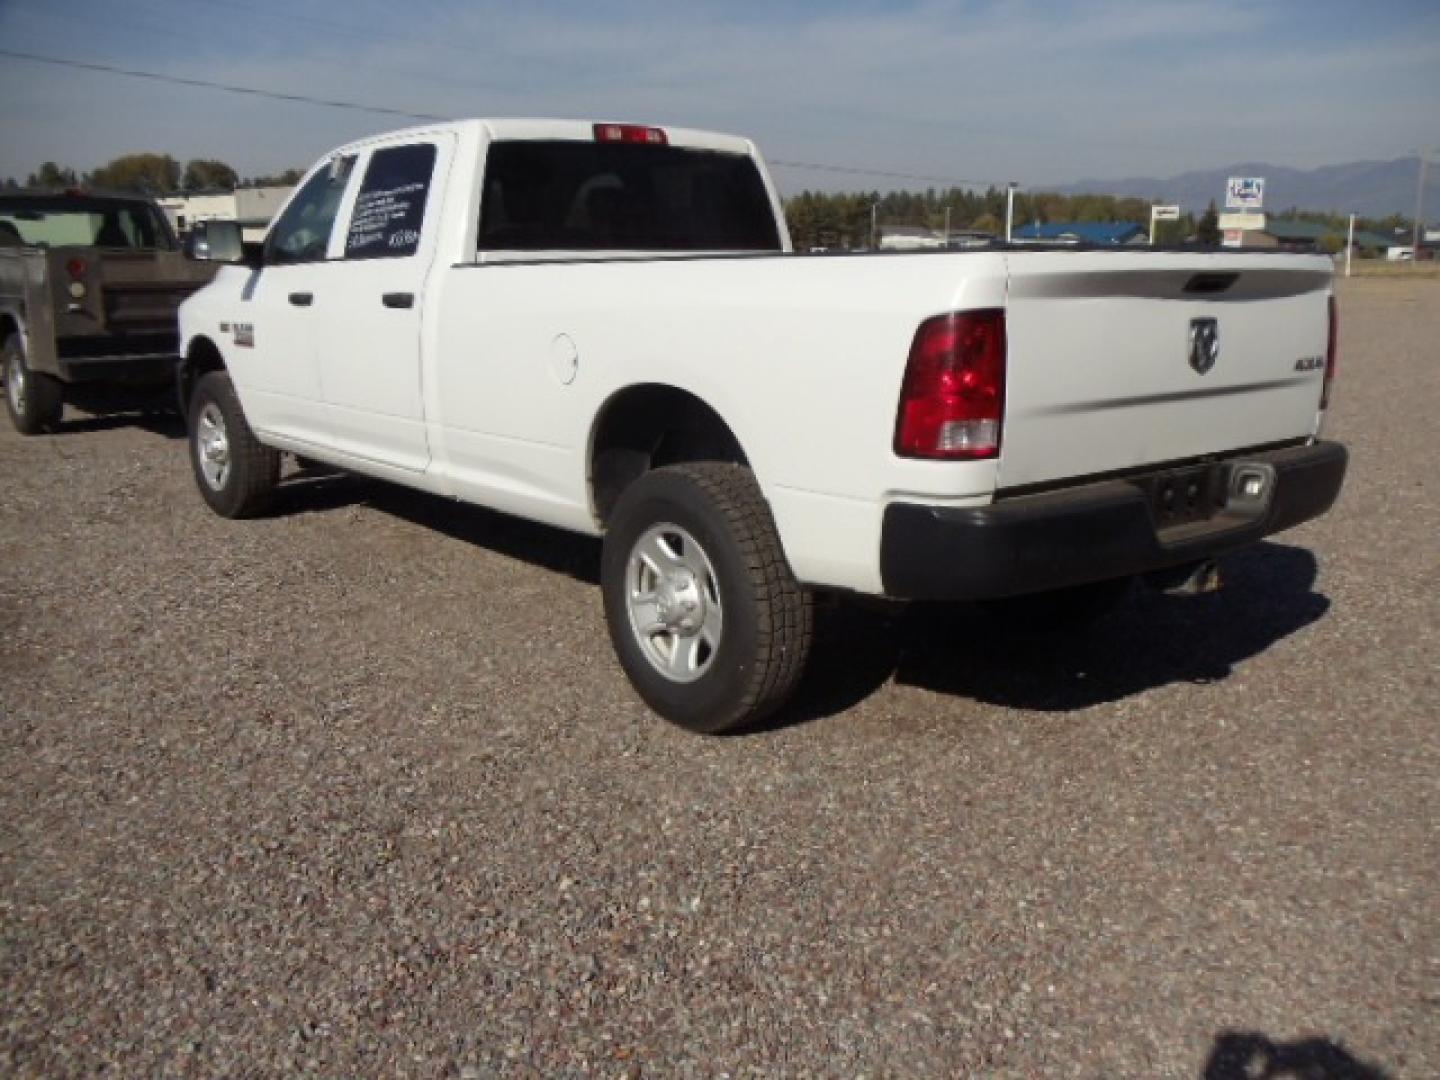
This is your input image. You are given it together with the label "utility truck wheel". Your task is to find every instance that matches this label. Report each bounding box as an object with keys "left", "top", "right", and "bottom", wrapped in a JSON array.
[
  {"left": 601, "top": 464, "right": 813, "bottom": 734},
  {"left": 3, "top": 335, "right": 63, "bottom": 435},
  {"left": 188, "top": 371, "right": 279, "bottom": 518}
]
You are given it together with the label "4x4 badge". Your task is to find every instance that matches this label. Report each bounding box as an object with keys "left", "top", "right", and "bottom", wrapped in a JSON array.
[{"left": 1189, "top": 317, "right": 1219, "bottom": 375}]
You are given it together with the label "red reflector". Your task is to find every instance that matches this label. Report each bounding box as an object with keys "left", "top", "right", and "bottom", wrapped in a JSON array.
[
  {"left": 895, "top": 309, "right": 1006, "bottom": 459},
  {"left": 65, "top": 257, "right": 88, "bottom": 281},
  {"left": 1321, "top": 294, "right": 1337, "bottom": 410},
  {"left": 593, "top": 123, "right": 667, "bottom": 145}
]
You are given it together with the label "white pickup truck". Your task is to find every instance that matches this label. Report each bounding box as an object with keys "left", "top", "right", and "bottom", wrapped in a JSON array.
[{"left": 178, "top": 119, "right": 1347, "bottom": 732}]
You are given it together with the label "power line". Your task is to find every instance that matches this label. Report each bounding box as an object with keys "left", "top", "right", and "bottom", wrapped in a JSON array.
[
  {"left": 768, "top": 158, "right": 1006, "bottom": 191},
  {"left": 0, "top": 46, "right": 1303, "bottom": 204},
  {"left": 0, "top": 47, "right": 1218, "bottom": 201},
  {"left": 30, "top": 1, "right": 522, "bottom": 100},
  {"left": 0, "top": 48, "right": 448, "bottom": 123},
  {"left": 1, "top": 47, "right": 1005, "bottom": 188}
]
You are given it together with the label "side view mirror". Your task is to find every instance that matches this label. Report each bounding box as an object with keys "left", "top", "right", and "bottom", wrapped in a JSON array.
[{"left": 190, "top": 219, "right": 246, "bottom": 263}]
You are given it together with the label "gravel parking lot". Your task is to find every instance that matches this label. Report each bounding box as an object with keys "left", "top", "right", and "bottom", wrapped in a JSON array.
[{"left": 2, "top": 276, "right": 1437, "bottom": 1077}]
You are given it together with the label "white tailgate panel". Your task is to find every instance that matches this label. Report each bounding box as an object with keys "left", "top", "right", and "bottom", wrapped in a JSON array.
[{"left": 999, "top": 252, "right": 1331, "bottom": 489}]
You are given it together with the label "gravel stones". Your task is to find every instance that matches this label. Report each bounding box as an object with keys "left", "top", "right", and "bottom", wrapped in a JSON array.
[{"left": 2, "top": 277, "right": 1436, "bottom": 1075}]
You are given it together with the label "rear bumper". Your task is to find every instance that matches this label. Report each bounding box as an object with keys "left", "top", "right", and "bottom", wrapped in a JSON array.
[{"left": 879, "top": 440, "right": 1347, "bottom": 600}]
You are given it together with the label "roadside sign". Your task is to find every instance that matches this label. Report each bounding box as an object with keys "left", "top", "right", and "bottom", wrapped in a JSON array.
[
  {"left": 1219, "top": 212, "right": 1266, "bottom": 231},
  {"left": 1226, "top": 177, "right": 1265, "bottom": 210},
  {"left": 1148, "top": 204, "right": 1183, "bottom": 245}
]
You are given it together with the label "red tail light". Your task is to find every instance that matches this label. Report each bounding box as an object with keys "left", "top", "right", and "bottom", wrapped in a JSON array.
[
  {"left": 895, "top": 309, "right": 1006, "bottom": 459},
  {"left": 65, "top": 257, "right": 88, "bottom": 281},
  {"left": 593, "top": 123, "right": 667, "bottom": 145},
  {"left": 1321, "top": 294, "right": 1337, "bottom": 410}
]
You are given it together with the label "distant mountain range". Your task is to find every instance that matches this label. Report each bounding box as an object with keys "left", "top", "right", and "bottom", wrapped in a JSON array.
[{"left": 1057, "top": 157, "right": 1436, "bottom": 221}]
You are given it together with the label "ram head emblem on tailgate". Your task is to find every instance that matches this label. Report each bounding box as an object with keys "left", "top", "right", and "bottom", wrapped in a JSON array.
[{"left": 1189, "top": 317, "right": 1220, "bottom": 375}]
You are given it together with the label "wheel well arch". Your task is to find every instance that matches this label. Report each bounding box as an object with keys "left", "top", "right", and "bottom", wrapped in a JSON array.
[
  {"left": 0, "top": 311, "right": 19, "bottom": 347},
  {"left": 588, "top": 383, "right": 750, "bottom": 527},
  {"left": 178, "top": 335, "right": 227, "bottom": 414}
]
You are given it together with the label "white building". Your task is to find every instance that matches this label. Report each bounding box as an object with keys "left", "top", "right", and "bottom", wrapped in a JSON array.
[
  {"left": 157, "top": 185, "right": 294, "bottom": 240},
  {"left": 878, "top": 226, "right": 944, "bottom": 251}
]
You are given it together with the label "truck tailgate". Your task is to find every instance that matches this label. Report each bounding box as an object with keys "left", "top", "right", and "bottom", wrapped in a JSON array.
[{"left": 998, "top": 251, "right": 1333, "bottom": 490}]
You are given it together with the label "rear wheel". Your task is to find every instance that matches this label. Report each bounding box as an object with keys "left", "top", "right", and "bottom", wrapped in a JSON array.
[
  {"left": 601, "top": 463, "right": 813, "bottom": 733},
  {"left": 188, "top": 371, "right": 279, "bottom": 518},
  {"left": 3, "top": 335, "right": 64, "bottom": 435}
]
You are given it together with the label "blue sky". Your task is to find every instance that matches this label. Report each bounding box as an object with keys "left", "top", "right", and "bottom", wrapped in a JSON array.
[{"left": 1, "top": 0, "right": 1437, "bottom": 195}]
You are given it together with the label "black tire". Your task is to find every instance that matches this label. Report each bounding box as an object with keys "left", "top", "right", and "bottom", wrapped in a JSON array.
[
  {"left": 187, "top": 371, "right": 279, "bottom": 518},
  {"left": 3, "top": 335, "right": 64, "bottom": 435},
  {"left": 981, "top": 576, "right": 1134, "bottom": 635},
  {"left": 601, "top": 463, "right": 813, "bottom": 733}
]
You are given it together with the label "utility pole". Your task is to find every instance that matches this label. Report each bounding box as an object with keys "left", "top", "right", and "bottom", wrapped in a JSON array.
[
  {"left": 1346, "top": 213, "right": 1355, "bottom": 278},
  {"left": 1411, "top": 148, "right": 1435, "bottom": 261},
  {"left": 870, "top": 201, "right": 878, "bottom": 250},
  {"left": 1005, "top": 182, "right": 1018, "bottom": 243},
  {"left": 943, "top": 205, "right": 952, "bottom": 245}
]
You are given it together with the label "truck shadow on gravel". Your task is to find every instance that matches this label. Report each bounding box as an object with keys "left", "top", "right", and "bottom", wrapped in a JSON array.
[
  {"left": 271, "top": 473, "right": 1330, "bottom": 728},
  {"left": 1202, "top": 1030, "right": 1391, "bottom": 1079},
  {"left": 49, "top": 409, "right": 186, "bottom": 440},
  {"left": 785, "top": 541, "right": 1330, "bottom": 724},
  {"left": 277, "top": 470, "right": 604, "bottom": 584}
]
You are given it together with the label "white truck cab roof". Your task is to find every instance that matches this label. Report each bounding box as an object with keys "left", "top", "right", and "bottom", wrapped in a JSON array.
[{"left": 326, "top": 119, "right": 761, "bottom": 159}]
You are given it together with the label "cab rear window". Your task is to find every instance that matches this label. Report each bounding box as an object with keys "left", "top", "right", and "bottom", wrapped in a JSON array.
[
  {"left": 0, "top": 198, "right": 173, "bottom": 250},
  {"left": 478, "top": 141, "right": 780, "bottom": 252}
]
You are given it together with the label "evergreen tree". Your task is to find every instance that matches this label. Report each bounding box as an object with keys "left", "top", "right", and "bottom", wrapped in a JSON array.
[
  {"left": 26, "top": 162, "right": 79, "bottom": 188},
  {"left": 1197, "top": 200, "right": 1222, "bottom": 247}
]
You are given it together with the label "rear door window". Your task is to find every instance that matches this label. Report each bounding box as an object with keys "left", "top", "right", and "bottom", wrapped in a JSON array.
[{"left": 344, "top": 143, "right": 438, "bottom": 259}]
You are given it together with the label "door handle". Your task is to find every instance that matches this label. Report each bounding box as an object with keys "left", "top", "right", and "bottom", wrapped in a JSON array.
[
  {"left": 382, "top": 292, "right": 415, "bottom": 309},
  {"left": 288, "top": 292, "right": 313, "bottom": 307}
]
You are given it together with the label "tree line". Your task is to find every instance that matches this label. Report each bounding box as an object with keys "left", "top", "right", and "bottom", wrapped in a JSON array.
[
  {"left": 5, "top": 153, "right": 1415, "bottom": 248},
  {"left": 4, "top": 154, "right": 303, "bottom": 194},
  {"left": 782, "top": 187, "right": 1412, "bottom": 250},
  {"left": 783, "top": 186, "right": 1208, "bottom": 249}
]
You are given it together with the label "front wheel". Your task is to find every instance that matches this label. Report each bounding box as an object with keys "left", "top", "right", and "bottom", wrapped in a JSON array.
[
  {"left": 187, "top": 371, "right": 279, "bottom": 518},
  {"left": 601, "top": 464, "right": 813, "bottom": 733},
  {"left": 3, "top": 335, "right": 64, "bottom": 435}
]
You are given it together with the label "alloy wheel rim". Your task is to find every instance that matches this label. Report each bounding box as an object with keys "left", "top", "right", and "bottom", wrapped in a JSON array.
[
  {"left": 7, "top": 356, "right": 24, "bottom": 415},
  {"left": 196, "top": 402, "right": 231, "bottom": 490},
  {"left": 625, "top": 523, "right": 724, "bottom": 684}
]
